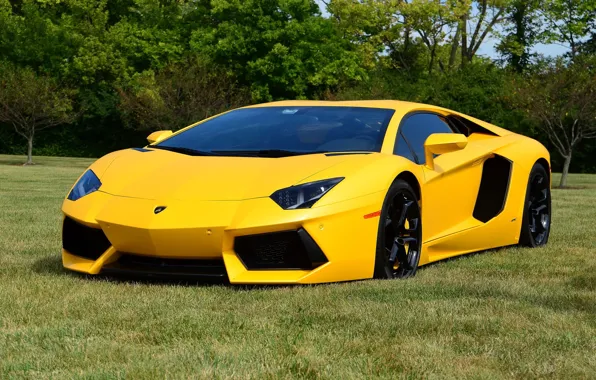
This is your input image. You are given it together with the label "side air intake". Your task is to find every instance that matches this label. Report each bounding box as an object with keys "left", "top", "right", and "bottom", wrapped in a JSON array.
[{"left": 473, "top": 155, "right": 512, "bottom": 223}]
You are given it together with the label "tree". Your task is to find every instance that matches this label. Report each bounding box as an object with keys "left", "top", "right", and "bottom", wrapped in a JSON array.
[
  {"left": 497, "top": 0, "right": 541, "bottom": 72},
  {"left": 190, "top": 0, "right": 368, "bottom": 101},
  {"left": 118, "top": 59, "right": 250, "bottom": 131},
  {"left": 332, "top": 0, "right": 509, "bottom": 71},
  {"left": 402, "top": 0, "right": 460, "bottom": 74},
  {"left": 510, "top": 58, "right": 596, "bottom": 187},
  {"left": 325, "top": 0, "right": 461, "bottom": 74},
  {"left": 578, "top": 7, "right": 596, "bottom": 55},
  {"left": 459, "top": 0, "right": 510, "bottom": 66},
  {"left": 0, "top": 64, "right": 77, "bottom": 165},
  {"left": 540, "top": 0, "right": 596, "bottom": 58},
  {"left": 323, "top": 0, "right": 396, "bottom": 69}
]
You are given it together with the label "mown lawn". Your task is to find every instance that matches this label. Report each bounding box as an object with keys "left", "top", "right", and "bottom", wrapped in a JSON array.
[{"left": 0, "top": 154, "right": 595, "bottom": 379}]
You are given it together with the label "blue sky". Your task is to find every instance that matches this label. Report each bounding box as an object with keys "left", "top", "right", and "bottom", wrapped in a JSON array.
[
  {"left": 314, "top": 0, "right": 568, "bottom": 59},
  {"left": 477, "top": 38, "right": 568, "bottom": 59}
]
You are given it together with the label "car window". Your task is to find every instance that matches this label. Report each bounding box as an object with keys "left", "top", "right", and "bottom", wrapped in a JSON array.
[
  {"left": 394, "top": 131, "right": 416, "bottom": 162},
  {"left": 399, "top": 113, "right": 453, "bottom": 164},
  {"left": 155, "top": 106, "right": 395, "bottom": 156},
  {"left": 446, "top": 116, "right": 469, "bottom": 136}
]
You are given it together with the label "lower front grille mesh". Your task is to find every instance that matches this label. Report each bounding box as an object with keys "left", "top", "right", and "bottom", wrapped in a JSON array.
[
  {"left": 102, "top": 254, "right": 228, "bottom": 280},
  {"left": 234, "top": 229, "right": 327, "bottom": 270}
]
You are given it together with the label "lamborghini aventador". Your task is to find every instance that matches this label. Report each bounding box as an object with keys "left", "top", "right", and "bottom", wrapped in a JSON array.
[{"left": 61, "top": 100, "right": 551, "bottom": 283}]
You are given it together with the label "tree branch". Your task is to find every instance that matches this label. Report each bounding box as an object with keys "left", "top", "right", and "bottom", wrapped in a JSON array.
[
  {"left": 471, "top": 10, "right": 505, "bottom": 57},
  {"left": 469, "top": 0, "right": 487, "bottom": 52}
]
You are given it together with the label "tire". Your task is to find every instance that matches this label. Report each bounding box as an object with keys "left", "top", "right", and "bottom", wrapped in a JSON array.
[
  {"left": 373, "top": 179, "right": 422, "bottom": 279},
  {"left": 519, "top": 163, "right": 551, "bottom": 247}
]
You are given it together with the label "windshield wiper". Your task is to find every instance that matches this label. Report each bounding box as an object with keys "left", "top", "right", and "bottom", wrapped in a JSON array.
[
  {"left": 150, "top": 146, "right": 221, "bottom": 156},
  {"left": 211, "top": 149, "right": 330, "bottom": 158}
]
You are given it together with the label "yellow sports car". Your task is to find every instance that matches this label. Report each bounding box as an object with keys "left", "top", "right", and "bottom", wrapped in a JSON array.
[{"left": 62, "top": 100, "right": 551, "bottom": 283}]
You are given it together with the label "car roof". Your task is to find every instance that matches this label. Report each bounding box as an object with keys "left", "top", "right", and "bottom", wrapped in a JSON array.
[
  {"left": 244, "top": 99, "right": 428, "bottom": 111},
  {"left": 243, "top": 100, "right": 512, "bottom": 137}
]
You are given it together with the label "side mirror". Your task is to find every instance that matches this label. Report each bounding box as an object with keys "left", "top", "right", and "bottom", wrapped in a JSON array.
[
  {"left": 424, "top": 133, "right": 468, "bottom": 170},
  {"left": 147, "top": 130, "right": 173, "bottom": 144}
]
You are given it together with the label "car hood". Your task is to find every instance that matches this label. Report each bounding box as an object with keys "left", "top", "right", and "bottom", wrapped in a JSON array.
[{"left": 96, "top": 148, "right": 365, "bottom": 201}]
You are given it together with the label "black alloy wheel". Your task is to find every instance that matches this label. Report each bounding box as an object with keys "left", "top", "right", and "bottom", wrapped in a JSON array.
[
  {"left": 520, "top": 163, "right": 551, "bottom": 247},
  {"left": 374, "top": 180, "right": 422, "bottom": 279}
]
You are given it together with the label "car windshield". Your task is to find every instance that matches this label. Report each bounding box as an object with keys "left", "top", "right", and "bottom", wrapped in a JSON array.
[{"left": 154, "top": 106, "right": 395, "bottom": 157}]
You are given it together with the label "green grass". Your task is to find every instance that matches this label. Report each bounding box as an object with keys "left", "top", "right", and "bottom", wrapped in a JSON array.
[{"left": 1, "top": 154, "right": 595, "bottom": 379}]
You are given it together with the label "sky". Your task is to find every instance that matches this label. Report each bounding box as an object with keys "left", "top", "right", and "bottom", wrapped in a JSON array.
[
  {"left": 477, "top": 39, "right": 568, "bottom": 59},
  {"left": 314, "top": 0, "right": 569, "bottom": 60}
]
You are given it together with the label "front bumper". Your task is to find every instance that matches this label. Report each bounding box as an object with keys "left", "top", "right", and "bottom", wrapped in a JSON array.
[{"left": 61, "top": 190, "right": 384, "bottom": 284}]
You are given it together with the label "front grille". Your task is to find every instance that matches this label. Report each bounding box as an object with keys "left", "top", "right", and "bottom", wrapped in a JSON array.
[
  {"left": 234, "top": 229, "right": 328, "bottom": 270},
  {"left": 102, "top": 254, "right": 228, "bottom": 280},
  {"left": 62, "top": 217, "right": 111, "bottom": 260}
]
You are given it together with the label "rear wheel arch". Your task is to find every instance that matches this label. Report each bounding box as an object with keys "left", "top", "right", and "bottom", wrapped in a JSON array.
[{"left": 535, "top": 157, "right": 550, "bottom": 181}]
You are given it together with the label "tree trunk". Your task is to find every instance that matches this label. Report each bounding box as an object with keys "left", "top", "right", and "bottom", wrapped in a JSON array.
[
  {"left": 559, "top": 153, "right": 572, "bottom": 188},
  {"left": 449, "top": 25, "right": 460, "bottom": 68},
  {"left": 461, "top": 15, "right": 468, "bottom": 67},
  {"left": 428, "top": 47, "right": 435, "bottom": 75},
  {"left": 26, "top": 135, "right": 34, "bottom": 165}
]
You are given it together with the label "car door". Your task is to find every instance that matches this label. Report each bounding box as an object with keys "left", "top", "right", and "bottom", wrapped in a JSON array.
[{"left": 394, "top": 112, "right": 492, "bottom": 244}]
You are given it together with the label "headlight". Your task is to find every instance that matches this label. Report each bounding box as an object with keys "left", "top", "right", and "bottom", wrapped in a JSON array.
[
  {"left": 67, "top": 170, "right": 102, "bottom": 201},
  {"left": 271, "top": 178, "right": 344, "bottom": 209}
]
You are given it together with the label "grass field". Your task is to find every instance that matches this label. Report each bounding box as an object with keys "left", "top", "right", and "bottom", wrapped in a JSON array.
[{"left": 0, "top": 154, "right": 595, "bottom": 379}]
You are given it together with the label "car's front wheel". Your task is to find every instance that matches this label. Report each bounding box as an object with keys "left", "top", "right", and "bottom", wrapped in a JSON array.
[
  {"left": 374, "top": 180, "right": 422, "bottom": 279},
  {"left": 520, "top": 162, "right": 551, "bottom": 247}
]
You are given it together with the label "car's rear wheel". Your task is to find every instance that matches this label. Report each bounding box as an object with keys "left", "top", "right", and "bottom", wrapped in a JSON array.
[
  {"left": 520, "top": 163, "right": 551, "bottom": 247},
  {"left": 374, "top": 180, "right": 422, "bottom": 279}
]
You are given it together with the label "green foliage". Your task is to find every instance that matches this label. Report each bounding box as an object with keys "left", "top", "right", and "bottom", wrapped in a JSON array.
[
  {"left": 508, "top": 56, "right": 596, "bottom": 186},
  {"left": 0, "top": 62, "right": 78, "bottom": 163},
  {"left": 335, "top": 60, "right": 514, "bottom": 126},
  {"left": 0, "top": 0, "right": 594, "bottom": 172},
  {"left": 540, "top": 0, "right": 596, "bottom": 57},
  {"left": 497, "top": 0, "right": 542, "bottom": 71},
  {"left": 119, "top": 59, "right": 250, "bottom": 131},
  {"left": 190, "top": 0, "right": 368, "bottom": 101}
]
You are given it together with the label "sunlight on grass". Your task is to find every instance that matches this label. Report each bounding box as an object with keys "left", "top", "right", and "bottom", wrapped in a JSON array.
[{"left": 0, "top": 154, "right": 595, "bottom": 379}]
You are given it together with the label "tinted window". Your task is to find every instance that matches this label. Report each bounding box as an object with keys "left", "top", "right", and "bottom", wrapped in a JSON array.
[
  {"left": 394, "top": 132, "right": 416, "bottom": 162},
  {"left": 446, "top": 116, "right": 469, "bottom": 135},
  {"left": 399, "top": 113, "right": 452, "bottom": 164},
  {"left": 156, "top": 107, "right": 395, "bottom": 156}
]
